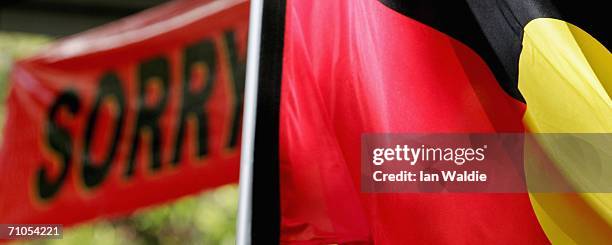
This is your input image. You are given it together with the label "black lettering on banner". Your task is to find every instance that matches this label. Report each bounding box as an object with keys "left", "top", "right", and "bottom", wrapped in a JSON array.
[
  {"left": 83, "top": 73, "right": 126, "bottom": 187},
  {"left": 224, "top": 31, "right": 246, "bottom": 149},
  {"left": 35, "top": 30, "right": 242, "bottom": 197},
  {"left": 172, "top": 39, "right": 217, "bottom": 164},
  {"left": 37, "top": 91, "right": 80, "bottom": 200},
  {"left": 126, "top": 57, "right": 170, "bottom": 177}
]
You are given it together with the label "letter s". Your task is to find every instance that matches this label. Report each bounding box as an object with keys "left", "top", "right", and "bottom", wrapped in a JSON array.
[{"left": 37, "top": 91, "right": 80, "bottom": 200}]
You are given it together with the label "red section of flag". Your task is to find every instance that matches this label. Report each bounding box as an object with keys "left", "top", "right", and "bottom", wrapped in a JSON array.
[
  {"left": 279, "top": 0, "right": 547, "bottom": 243},
  {"left": 0, "top": 0, "right": 247, "bottom": 226}
]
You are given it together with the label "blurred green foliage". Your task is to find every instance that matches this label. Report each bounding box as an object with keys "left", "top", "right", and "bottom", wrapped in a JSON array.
[{"left": 0, "top": 32, "right": 238, "bottom": 245}]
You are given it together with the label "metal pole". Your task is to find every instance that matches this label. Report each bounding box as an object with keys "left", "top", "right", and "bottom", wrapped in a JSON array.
[{"left": 236, "top": 0, "right": 264, "bottom": 244}]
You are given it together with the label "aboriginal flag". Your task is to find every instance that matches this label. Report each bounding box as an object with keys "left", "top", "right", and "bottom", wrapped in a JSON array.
[{"left": 247, "top": 0, "right": 610, "bottom": 244}]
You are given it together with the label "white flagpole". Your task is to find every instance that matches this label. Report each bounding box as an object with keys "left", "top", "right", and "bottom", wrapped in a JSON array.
[{"left": 236, "top": 0, "right": 264, "bottom": 244}]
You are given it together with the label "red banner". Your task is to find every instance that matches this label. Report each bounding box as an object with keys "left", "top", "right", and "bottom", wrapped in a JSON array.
[{"left": 0, "top": 0, "right": 248, "bottom": 225}]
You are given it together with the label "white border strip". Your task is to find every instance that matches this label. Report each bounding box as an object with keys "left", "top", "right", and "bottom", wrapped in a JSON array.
[{"left": 236, "top": 0, "right": 264, "bottom": 244}]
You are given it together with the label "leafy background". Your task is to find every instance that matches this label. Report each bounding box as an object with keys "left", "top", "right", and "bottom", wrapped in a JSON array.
[{"left": 0, "top": 32, "right": 238, "bottom": 245}]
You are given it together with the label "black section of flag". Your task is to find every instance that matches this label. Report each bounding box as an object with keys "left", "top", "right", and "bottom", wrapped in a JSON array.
[
  {"left": 378, "top": 0, "right": 609, "bottom": 103},
  {"left": 466, "top": 0, "right": 609, "bottom": 91},
  {"left": 251, "top": 0, "right": 286, "bottom": 243},
  {"left": 378, "top": 0, "right": 524, "bottom": 102}
]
